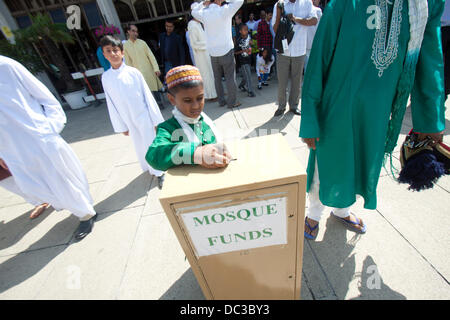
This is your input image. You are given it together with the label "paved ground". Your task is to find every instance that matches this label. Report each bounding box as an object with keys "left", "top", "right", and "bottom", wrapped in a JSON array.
[{"left": 0, "top": 77, "right": 449, "bottom": 300}]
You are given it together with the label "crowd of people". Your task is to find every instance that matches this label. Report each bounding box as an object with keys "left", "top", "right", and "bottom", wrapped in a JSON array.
[{"left": 0, "top": 0, "right": 448, "bottom": 246}]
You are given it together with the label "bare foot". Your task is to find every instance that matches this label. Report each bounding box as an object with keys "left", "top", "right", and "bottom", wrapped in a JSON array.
[{"left": 30, "top": 203, "right": 50, "bottom": 219}]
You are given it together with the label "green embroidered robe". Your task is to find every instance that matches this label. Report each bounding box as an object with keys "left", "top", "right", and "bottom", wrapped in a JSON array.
[
  {"left": 299, "top": 0, "right": 446, "bottom": 209},
  {"left": 146, "top": 116, "right": 217, "bottom": 171}
]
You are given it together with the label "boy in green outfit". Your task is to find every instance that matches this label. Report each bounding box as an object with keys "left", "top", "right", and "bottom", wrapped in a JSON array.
[{"left": 146, "top": 65, "right": 232, "bottom": 171}]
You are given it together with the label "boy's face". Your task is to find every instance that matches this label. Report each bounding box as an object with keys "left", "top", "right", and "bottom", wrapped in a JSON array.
[
  {"left": 240, "top": 25, "right": 248, "bottom": 37},
  {"left": 102, "top": 44, "right": 124, "bottom": 69},
  {"left": 168, "top": 84, "right": 205, "bottom": 119}
]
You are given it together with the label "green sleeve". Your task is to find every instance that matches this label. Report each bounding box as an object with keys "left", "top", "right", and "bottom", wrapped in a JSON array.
[
  {"left": 410, "top": 0, "right": 446, "bottom": 133},
  {"left": 299, "top": 0, "right": 345, "bottom": 138},
  {"left": 146, "top": 125, "right": 199, "bottom": 171}
]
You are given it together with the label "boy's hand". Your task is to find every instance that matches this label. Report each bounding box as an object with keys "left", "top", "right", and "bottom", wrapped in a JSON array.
[
  {"left": 302, "top": 138, "right": 319, "bottom": 150},
  {"left": 122, "top": 131, "right": 129, "bottom": 136},
  {"left": 155, "top": 71, "right": 161, "bottom": 77},
  {"left": 194, "top": 143, "right": 232, "bottom": 169}
]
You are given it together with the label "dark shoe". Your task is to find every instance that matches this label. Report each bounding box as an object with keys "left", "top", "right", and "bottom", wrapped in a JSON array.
[
  {"left": 238, "top": 84, "right": 247, "bottom": 92},
  {"left": 74, "top": 215, "right": 96, "bottom": 241},
  {"left": 248, "top": 92, "right": 256, "bottom": 97},
  {"left": 157, "top": 174, "right": 165, "bottom": 190},
  {"left": 228, "top": 102, "right": 241, "bottom": 109},
  {"left": 289, "top": 108, "right": 301, "bottom": 115},
  {"left": 274, "top": 108, "right": 286, "bottom": 117},
  {"left": 262, "top": 82, "right": 269, "bottom": 86},
  {"left": 258, "top": 84, "right": 262, "bottom": 90},
  {"left": 218, "top": 101, "right": 227, "bottom": 107}
]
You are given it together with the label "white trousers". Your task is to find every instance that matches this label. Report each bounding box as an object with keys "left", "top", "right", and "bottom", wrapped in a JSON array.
[
  {"left": 0, "top": 176, "right": 40, "bottom": 207},
  {"left": 307, "top": 159, "right": 351, "bottom": 222}
]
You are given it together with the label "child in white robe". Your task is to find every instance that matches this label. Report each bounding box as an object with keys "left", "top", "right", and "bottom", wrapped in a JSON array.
[{"left": 100, "top": 35, "right": 165, "bottom": 188}]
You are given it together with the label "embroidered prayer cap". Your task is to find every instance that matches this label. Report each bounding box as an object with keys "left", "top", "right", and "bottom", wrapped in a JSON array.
[{"left": 165, "top": 65, "right": 203, "bottom": 90}]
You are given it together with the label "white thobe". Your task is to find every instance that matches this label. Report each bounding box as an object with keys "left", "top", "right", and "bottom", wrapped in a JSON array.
[
  {"left": 191, "top": 0, "right": 244, "bottom": 57},
  {"left": 0, "top": 55, "right": 95, "bottom": 219},
  {"left": 101, "top": 63, "right": 164, "bottom": 176},
  {"left": 188, "top": 20, "right": 217, "bottom": 99},
  {"left": 186, "top": 30, "right": 195, "bottom": 65}
]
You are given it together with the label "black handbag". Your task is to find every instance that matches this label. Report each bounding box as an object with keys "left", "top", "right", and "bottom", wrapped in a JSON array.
[{"left": 273, "top": 2, "right": 295, "bottom": 54}]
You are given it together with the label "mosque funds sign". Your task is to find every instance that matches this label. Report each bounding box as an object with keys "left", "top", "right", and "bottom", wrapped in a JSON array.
[{"left": 179, "top": 197, "right": 288, "bottom": 257}]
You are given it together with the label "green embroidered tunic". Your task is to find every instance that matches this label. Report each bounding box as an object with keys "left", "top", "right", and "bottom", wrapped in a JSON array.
[
  {"left": 146, "top": 116, "right": 217, "bottom": 171},
  {"left": 299, "top": 0, "right": 446, "bottom": 209}
]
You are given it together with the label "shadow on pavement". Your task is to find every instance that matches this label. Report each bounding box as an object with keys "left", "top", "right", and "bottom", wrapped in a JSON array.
[
  {"left": 351, "top": 255, "right": 406, "bottom": 300},
  {"left": 0, "top": 217, "right": 74, "bottom": 295},
  {"left": 0, "top": 172, "right": 153, "bottom": 295},
  {"left": 94, "top": 172, "right": 155, "bottom": 220},
  {"left": 159, "top": 268, "right": 205, "bottom": 300},
  {"left": 0, "top": 207, "right": 55, "bottom": 252},
  {"left": 308, "top": 216, "right": 406, "bottom": 300},
  {"left": 243, "top": 111, "right": 294, "bottom": 139},
  {"left": 61, "top": 104, "right": 115, "bottom": 144}
]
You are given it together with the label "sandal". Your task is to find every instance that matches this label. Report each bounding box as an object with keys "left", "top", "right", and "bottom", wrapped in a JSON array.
[
  {"left": 304, "top": 217, "right": 319, "bottom": 240},
  {"left": 331, "top": 212, "right": 366, "bottom": 234}
]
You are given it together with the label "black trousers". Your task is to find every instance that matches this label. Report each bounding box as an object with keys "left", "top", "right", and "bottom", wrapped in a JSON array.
[{"left": 442, "top": 26, "right": 450, "bottom": 96}]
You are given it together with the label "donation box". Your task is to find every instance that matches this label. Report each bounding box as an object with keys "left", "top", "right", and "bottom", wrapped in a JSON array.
[{"left": 159, "top": 134, "right": 307, "bottom": 300}]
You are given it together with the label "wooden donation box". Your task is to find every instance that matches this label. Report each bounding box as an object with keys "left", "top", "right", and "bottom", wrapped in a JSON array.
[{"left": 159, "top": 134, "right": 307, "bottom": 299}]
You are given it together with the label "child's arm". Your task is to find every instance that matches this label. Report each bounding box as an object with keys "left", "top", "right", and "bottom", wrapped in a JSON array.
[
  {"left": 146, "top": 127, "right": 232, "bottom": 171},
  {"left": 103, "top": 89, "right": 129, "bottom": 134},
  {"left": 146, "top": 126, "right": 200, "bottom": 171}
]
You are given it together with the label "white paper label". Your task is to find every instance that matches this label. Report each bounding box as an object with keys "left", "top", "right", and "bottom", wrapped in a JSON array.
[
  {"left": 282, "top": 39, "right": 289, "bottom": 53},
  {"left": 179, "top": 197, "right": 288, "bottom": 257}
]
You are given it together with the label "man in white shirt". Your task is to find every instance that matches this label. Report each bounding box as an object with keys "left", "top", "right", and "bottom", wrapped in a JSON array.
[
  {"left": 191, "top": 0, "right": 244, "bottom": 109},
  {"left": 442, "top": 0, "right": 450, "bottom": 97},
  {"left": 246, "top": 13, "right": 259, "bottom": 32},
  {"left": 272, "top": 0, "right": 317, "bottom": 116}
]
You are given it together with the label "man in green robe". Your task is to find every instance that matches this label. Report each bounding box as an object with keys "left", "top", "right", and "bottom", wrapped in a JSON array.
[{"left": 300, "top": 0, "right": 446, "bottom": 239}]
